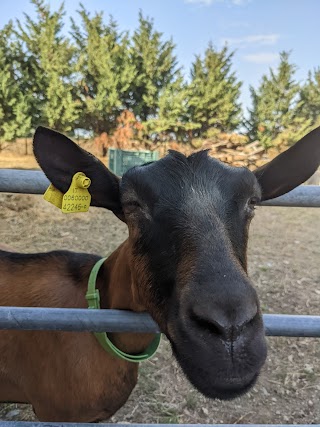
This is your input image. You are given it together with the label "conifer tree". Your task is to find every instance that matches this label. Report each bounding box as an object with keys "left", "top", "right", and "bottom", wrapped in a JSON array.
[
  {"left": 0, "top": 51, "right": 17, "bottom": 143},
  {"left": 147, "top": 74, "right": 196, "bottom": 141},
  {"left": 0, "top": 24, "right": 15, "bottom": 143},
  {"left": 16, "top": 0, "right": 79, "bottom": 132},
  {"left": 71, "top": 6, "right": 136, "bottom": 134},
  {"left": 246, "top": 51, "right": 311, "bottom": 147},
  {"left": 299, "top": 68, "right": 320, "bottom": 127},
  {"left": 130, "top": 11, "right": 179, "bottom": 121},
  {"left": 188, "top": 44, "right": 242, "bottom": 137},
  {"left": 0, "top": 23, "right": 32, "bottom": 146}
]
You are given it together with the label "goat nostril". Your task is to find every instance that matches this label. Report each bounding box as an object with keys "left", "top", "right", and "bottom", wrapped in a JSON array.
[
  {"left": 189, "top": 307, "right": 260, "bottom": 340},
  {"left": 190, "top": 312, "right": 225, "bottom": 337},
  {"left": 246, "top": 310, "right": 260, "bottom": 328},
  {"left": 236, "top": 309, "right": 260, "bottom": 334}
]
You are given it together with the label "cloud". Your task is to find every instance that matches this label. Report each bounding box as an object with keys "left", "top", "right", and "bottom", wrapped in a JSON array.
[
  {"left": 222, "top": 34, "right": 280, "bottom": 47},
  {"left": 185, "top": 0, "right": 250, "bottom": 6},
  {"left": 243, "top": 52, "right": 278, "bottom": 64}
]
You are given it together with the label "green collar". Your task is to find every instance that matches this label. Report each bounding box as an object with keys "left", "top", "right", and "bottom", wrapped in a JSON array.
[{"left": 85, "top": 257, "right": 161, "bottom": 363}]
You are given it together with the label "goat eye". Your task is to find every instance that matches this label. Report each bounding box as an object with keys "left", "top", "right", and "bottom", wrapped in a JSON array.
[
  {"left": 248, "top": 197, "right": 259, "bottom": 209},
  {"left": 127, "top": 201, "right": 141, "bottom": 208},
  {"left": 123, "top": 200, "right": 142, "bottom": 213}
]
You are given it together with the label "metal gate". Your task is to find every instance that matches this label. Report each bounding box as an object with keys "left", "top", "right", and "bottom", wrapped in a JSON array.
[{"left": 0, "top": 168, "right": 319, "bottom": 427}]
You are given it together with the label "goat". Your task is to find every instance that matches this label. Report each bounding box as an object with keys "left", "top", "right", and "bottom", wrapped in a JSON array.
[{"left": 0, "top": 126, "right": 319, "bottom": 422}]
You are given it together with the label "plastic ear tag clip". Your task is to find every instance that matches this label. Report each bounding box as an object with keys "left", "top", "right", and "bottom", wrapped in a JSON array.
[
  {"left": 43, "top": 184, "right": 64, "bottom": 209},
  {"left": 43, "top": 172, "right": 91, "bottom": 213},
  {"left": 61, "top": 172, "right": 91, "bottom": 213}
]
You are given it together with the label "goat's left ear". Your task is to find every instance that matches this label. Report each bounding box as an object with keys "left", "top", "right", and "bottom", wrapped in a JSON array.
[
  {"left": 254, "top": 126, "right": 320, "bottom": 201},
  {"left": 33, "top": 126, "right": 125, "bottom": 221}
]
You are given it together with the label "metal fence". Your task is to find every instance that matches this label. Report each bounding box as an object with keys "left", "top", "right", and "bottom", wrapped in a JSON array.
[
  {"left": 0, "top": 168, "right": 320, "bottom": 427},
  {"left": 0, "top": 307, "right": 319, "bottom": 337},
  {"left": 1, "top": 169, "right": 320, "bottom": 207}
]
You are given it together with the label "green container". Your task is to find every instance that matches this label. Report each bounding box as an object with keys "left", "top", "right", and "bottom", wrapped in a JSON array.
[{"left": 108, "top": 148, "right": 159, "bottom": 176}]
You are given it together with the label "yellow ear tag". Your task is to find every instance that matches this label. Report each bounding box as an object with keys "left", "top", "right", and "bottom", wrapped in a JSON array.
[
  {"left": 61, "top": 172, "right": 91, "bottom": 214},
  {"left": 43, "top": 184, "right": 64, "bottom": 209}
]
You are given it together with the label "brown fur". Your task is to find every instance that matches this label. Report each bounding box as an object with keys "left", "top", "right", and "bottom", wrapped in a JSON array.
[{"left": 0, "top": 243, "right": 154, "bottom": 422}]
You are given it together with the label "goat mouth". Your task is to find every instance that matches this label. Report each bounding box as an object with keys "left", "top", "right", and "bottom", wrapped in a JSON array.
[
  {"left": 166, "top": 318, "right": 266, "bottom": 400},
  {"left": 168, "top": 335, "right": 261, "bottom": 400},
  {"left": 202, "top": 372, "right": 259, "bottom": 400}
]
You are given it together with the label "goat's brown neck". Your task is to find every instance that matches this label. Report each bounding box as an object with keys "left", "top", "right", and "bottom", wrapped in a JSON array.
[{"left": 97, "top": 240, "right": 155, "bottom": 354}]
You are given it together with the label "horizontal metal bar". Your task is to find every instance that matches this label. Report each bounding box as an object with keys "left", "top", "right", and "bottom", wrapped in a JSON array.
[
  {"left": 0, "top": 169, "right": 49, "bottom": 194},
  {"left": 263, "top": 314, "right": 320, "bottom": 337},
  {"left": 261, "top": 185, "right": 320, "bottom": 207},
  {"left": 0, "top": 307, "right": 319, "bottom": 337},
  {"left": 0, "top": 307, "right": 159, "bottom": 333},
  {"left": 0, "top": 169, "right": 319, "bottom": 207},
  {"left": 0, "top": 423, "right": 318, "bottom": 427}
]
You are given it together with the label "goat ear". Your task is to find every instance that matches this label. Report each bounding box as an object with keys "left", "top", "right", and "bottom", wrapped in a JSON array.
[
  {"left": 254, "top": 126, "right": 320, "bottom": 201},
  {"left": 33, "top": 126, "right": 124, "bottom": 220}
]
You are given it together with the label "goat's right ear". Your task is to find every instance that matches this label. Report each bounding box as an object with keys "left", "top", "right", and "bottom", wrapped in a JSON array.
[
  {"left": 33, "top": 126, "right": 124, "bottom": 220},
  {"left": 254, "top": 126, "right": 320, "bottom": 201}
]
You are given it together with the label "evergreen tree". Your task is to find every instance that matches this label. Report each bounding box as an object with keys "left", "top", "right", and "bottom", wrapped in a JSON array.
[
  {"left": 246, "top": 51, "right": 311, "bottom": 147},
  {"left": 130, "top": 11, "right": 179, "bottom": 121},
  {"left": 0, "top": 24, "right": 15, "bottom": 143},
  {"left": 0, "top": 43, "right": 17, "bottom": 143},
  {"left": 299, "top": 68, "right": 320, "bottom": 127},
  {"left": 147, "top": 74, "right": 196, "bottom": 141},
  {"left": 0, "top": 23, "right": 32, "bottom": 146},
  {"left": 15, "top": 0, "right": 79, "bottom": 132},
  {"left": 71, "top": 6, "right": 136, "bottom": 134},
  {"left": 188, "top": 43, "right": 242, "bottom": 137}
]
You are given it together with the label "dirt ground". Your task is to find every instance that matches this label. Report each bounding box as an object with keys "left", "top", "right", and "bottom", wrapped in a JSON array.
[{"left": 0, "top": 191, "right": 319, "bottom": 424}]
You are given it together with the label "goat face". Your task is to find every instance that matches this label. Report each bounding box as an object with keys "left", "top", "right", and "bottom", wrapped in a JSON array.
[
  {"left": 33, "top": 125, "right": 320, "bottom": 400},
  {"left": 121, "top": 151, "right": 266, "bottom": 399}
]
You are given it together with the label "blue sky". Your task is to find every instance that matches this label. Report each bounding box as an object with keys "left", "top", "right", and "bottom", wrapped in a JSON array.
[{"left": 1, "top": 0, "right": 320, "bottom": 112}]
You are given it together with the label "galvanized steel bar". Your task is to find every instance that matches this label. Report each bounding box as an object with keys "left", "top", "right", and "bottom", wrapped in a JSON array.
[
  {"left": 0, "top": 307, "right": 319, "bottom": 337},
  {"left": 0, "top": 423, "right": 318, "bottom": 427},
  {"left": 263, "top": 314, "right": 320, "bottom": 337},
  {"left": 0, "top": 307, "right": 159, "bottom": 333},
  {"left": 261, "top": 185, "right": 320, "bottom": 207},
  {"left": 0, "top": 169, "right": 49, "bottom": 194},
  {"left": 0, "top": 169, "right": 320, "bottom": 207}
]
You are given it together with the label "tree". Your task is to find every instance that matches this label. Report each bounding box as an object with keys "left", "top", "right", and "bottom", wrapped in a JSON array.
[
  {"left": 246, "top": 51, "right": 311, "bottom": 147},
  {"left": 71, "top": 6, "right": 136, "bottom": 134},
  {"left": 299, "top": 68, "right": 320, "bottom": 127},
  {"left": 112, "top": 110, "right": 144, "bottom": 148},
  {"left": 146, "top": 74, "right": 196, "bottom": 141},
  {"left": 0, "top": 23, "right": 32, "bottom": 147},
  {"left": 15, "top": 0, "right": 79, "bottom": 132},
  {"left": 130, "top": 11, "right": 179, "bottom": 121},
  {"left": 0, "top": 24, "right": 16, "bottom": 144},
  {"left": 188, "top": 43, "right": 242, "bottom": 137}
]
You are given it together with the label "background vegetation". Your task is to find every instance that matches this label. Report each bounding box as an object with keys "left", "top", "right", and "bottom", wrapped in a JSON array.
[{"left": 0, "top": 0, "right": 320, "bottom": 149}]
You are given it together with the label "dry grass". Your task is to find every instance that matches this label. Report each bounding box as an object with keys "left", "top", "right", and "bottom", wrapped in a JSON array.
[
  {"left": 0, "top": 151, "right": 108, "bottom": 170},
  {"left": 0, "top": 153, "right": 39, "bottom": 170}
]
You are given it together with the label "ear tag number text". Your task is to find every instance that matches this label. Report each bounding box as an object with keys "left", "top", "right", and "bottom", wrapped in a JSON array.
[{"left": 61, "top": 172, "right": 91, "bottom": 214}]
